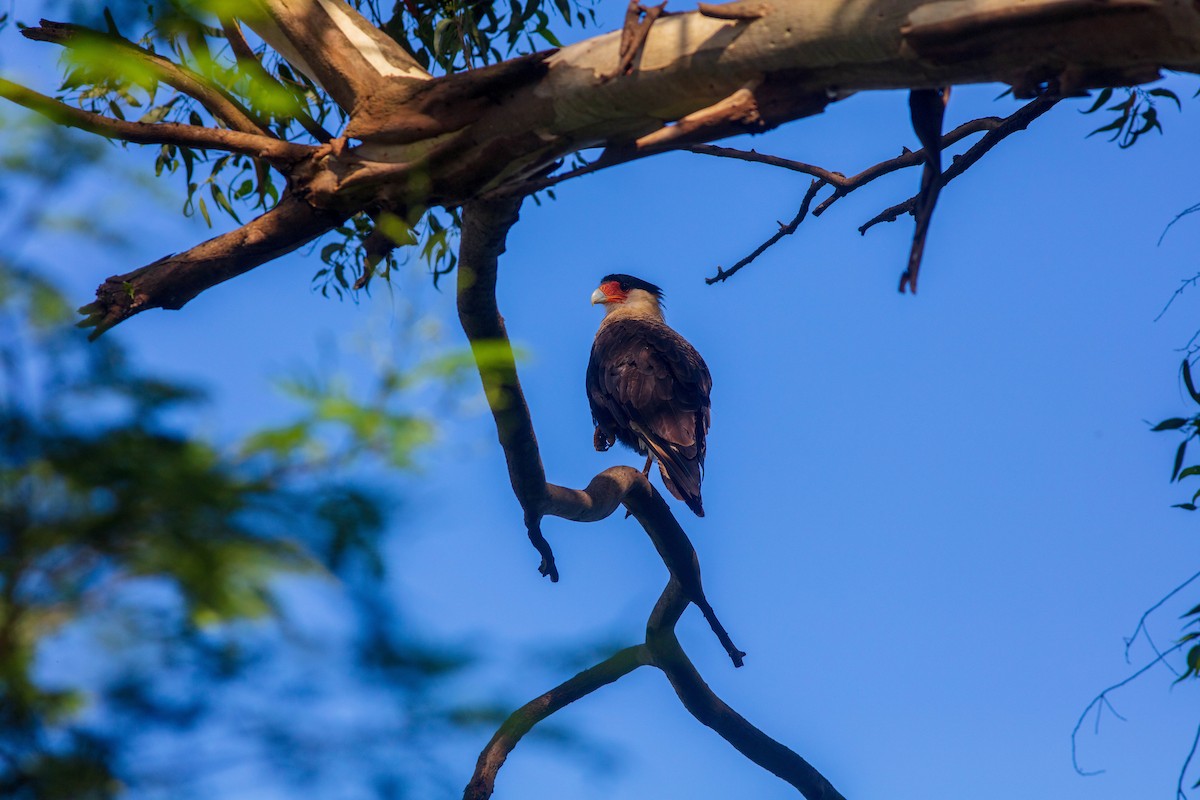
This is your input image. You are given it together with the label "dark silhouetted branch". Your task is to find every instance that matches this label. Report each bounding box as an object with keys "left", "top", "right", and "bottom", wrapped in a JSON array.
[
  {"left": 1072, "top": 640, "right": 1186, "bottom": 777},
  {"left": 456, "top": 196, "right": 743, "bottom": 664},
  {"left": 900, "top": 86, "right": 950, "bottom": 294},
  {"left": 457, "top": 197, "right": 846, "bottom": 800},
  {"left": 464, "top": 644, "right": 650, "bottom": 800},
  {"left": 707, "top": 179, "right": 823, "bottom": 285},
  {"left": 646, "top": 580, "right": 848, "bottom": 800},
  {"left": 695, "top": 94, "right": 1060, "bottom": 284},
  {"left": 859, "top": 94, "right": 1060, "bottom": 234}
]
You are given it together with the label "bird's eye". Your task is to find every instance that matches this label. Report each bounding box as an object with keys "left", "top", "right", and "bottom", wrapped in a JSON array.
[{"left": 620, "top": 283, "right": 629, "bottom": 291}]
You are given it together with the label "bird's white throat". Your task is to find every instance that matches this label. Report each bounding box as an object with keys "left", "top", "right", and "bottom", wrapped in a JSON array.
[{"left": 600, "top": 288, "right": 664, "bottom": 325}]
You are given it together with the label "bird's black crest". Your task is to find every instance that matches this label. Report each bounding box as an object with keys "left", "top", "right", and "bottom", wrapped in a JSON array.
[{"left": 601, "top": 274, "right": 664, "bottom": 299}]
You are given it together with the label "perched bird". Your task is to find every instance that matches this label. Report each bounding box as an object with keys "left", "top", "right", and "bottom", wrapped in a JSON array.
[{"left": 587, "top": 274, "right": 712, "bottom": 516}]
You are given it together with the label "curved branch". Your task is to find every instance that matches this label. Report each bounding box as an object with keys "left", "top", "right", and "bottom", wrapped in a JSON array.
[
  {"left": 0, "top": 79, "right": 314, "bottom": 163},
  {"left": 464, "top": 644, "right": 651, "bottom": 800},
  {"left": 23, "top": 20, "right": 268, "bottom": 136},
  {"left": 696, "top": 94, "right": 1061, "bottom": 284},
  {"left": 646, "top": 581, "right": 848, "bottom": 800},
  {"left": 79, "top": 190, "right": 348, "bottom": 338},
  {"left": 456, "top": 197, "right": 743, "bottom": 666}
]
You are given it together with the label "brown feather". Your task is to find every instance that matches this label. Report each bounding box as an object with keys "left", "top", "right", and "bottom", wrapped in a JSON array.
[{"left": 587, "top": 317, "right": 710, "bottom": 516}]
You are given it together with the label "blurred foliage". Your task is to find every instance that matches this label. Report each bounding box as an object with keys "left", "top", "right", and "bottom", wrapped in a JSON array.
[
  {"left": 6, "top": 0, "right": 594, "bottom": 294},
  {"left": 0, "top": 262, "right": 525, "bottom": 798}
]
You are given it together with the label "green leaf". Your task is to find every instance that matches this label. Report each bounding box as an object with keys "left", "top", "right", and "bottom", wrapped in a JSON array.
[
  {"left": 1181, "top": 604, "right": 1200, "bottom": 619},
  {"left": 1148, "top": 87, "right": 1182, "bottom": 111},
  {"left": 1184, "top": 360, "right": 1200, "bottom": 404},
  {"left": 1174, "top": 440, "right": 1188, "bottom": 481},
  {"left": 1086, "top": 117, "right": 1126, "bottom": 138},
  {"left": 1153, "top": 417, "right": 1189, "bottom": 431},
  {"left": 1082, "top": 87, "right": 1113, "bottom": 114},
  {"left": 1173, "top": 503, "right": 1198, "bottom": 510}
]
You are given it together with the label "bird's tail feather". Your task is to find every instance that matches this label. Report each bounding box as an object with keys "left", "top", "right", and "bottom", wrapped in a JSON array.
[{"left": 644, "top": 438, "right": 704, "bottom": 517}]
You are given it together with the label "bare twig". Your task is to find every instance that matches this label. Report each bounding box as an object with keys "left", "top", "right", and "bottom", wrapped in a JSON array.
[
  {"left": 707, "top": 180, "right": 823, "bottom": 285},
  {"left": 1072, "top": 640, "right": 1186, "bottom": 777},
  {"left": 466, "top": 577, "right": 846, "bottom": 800},
  {"left": 860, "top": 95, "right": 1060, "bottom": 234},
  {"left": 645, "top": 581, "right": 848, "bottom": 800},
  {"left": 0, "top": 78, "right": 313, "bottom": 163},
  {"left": 23, "top": 20, "right": 268, "bottom": 136},
  {"left": 1123, "top": 569, "right": 1200, "bottom": 664},
  {"left": 1179, "top": 721, "right": 1200, "bottom": 800},
  {"left": 691, "top": 95, "right": 1061, "bottom": 284}
]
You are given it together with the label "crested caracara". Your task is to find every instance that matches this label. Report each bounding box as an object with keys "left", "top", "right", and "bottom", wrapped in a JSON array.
[{"left": 587, "top": 274, "right": 712, "bottom": 517}]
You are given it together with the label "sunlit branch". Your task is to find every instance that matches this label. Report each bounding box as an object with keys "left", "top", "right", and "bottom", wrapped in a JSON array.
[
  {"left": 243, "top": 0, "right": 430, "bottom": 114},
  {"left": 0, "top": 78, "right": 313, "bottom": 163},
  {"left": 219, "top": 17, "right": 335, "bottom": 143},
  {"left": 23, "top": 20, "right": 268, "bottom": 136}
]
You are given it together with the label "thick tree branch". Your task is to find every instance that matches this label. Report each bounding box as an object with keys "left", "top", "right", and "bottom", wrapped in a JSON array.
[
  {"left": 219, "top": 17, "right": 335, "bottom": 143},
  {"left": 23, "top": 20, "right": 268, "bottom": 136},
  {"left": 0, "top": 79, "right": 313, "bottom": 163},
  {"left": 243, "top": 0, "right": 430, "bottom": 114},
  {"left": 78, "top": 191, "right": 347, "bottom": 338}
]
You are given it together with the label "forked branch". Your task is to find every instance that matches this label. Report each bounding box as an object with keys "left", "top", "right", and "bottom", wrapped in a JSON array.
[
  {"left": 457, "top": 197, "right": 845, "bottom": 800},
  {"left": 466, "top": 577, "right": 847, "bottom": 800},
  {"left": 455, "top": 197, "right": 742, "bottom": 667},
  {"left": 696, "top": 94, "right": 1061, "bottom": 285}
]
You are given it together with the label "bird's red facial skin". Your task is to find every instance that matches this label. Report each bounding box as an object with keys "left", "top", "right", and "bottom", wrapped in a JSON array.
[{"left": 598, "top": 281, "right": 627, "bottom": 304}]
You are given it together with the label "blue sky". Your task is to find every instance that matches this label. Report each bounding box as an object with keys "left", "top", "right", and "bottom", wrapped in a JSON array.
[{"left": 5, "top": 4, "right": 1200, "bottom": 798}]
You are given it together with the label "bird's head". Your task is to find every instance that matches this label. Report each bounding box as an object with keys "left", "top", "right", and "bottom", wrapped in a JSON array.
[{"left": 591, "top": 274, "right": 664, "bottom": 317}]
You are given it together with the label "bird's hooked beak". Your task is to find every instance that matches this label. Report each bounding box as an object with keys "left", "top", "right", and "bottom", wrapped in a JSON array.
[{"left": 591, "top": 280, "right": 624, "bottom": 305}]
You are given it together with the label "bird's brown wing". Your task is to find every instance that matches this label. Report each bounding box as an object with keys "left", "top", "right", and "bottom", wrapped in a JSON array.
[{"left": 587, "top": 318, "right": 711, "bottom": 515}]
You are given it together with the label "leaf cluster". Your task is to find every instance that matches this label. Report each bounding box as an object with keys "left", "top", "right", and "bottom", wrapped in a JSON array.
[
  {"left": 16, "top": 0, "right": 594, "bottom": 296},
  {"left": 1082, "top": 85, "right": 1182, "bottom": 148}
]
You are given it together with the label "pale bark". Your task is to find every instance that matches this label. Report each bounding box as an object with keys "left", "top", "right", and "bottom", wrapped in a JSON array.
[{"left": 11, "top": 0, "right": 1200, "bottom": 325}]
